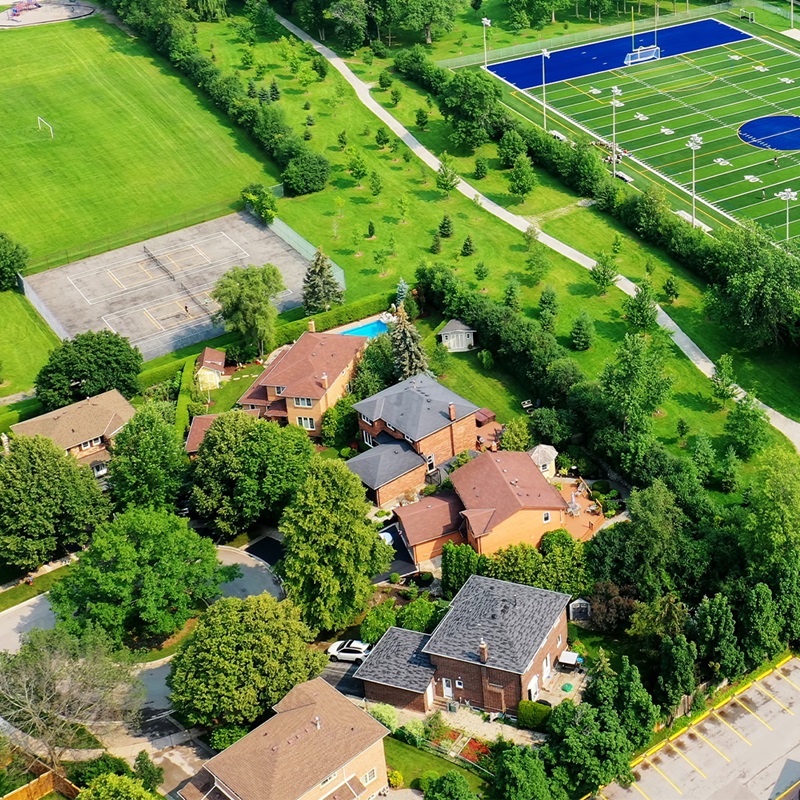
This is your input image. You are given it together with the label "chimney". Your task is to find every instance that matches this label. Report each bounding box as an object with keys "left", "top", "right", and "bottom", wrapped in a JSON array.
[
  {"left": 314, "top": 716, "right": 321, "bottom": 730},
  {"left": 321, "top": 372, "right": 329, "bottom": 390},
  {"left": 448, "top": 402, "right": 456, "bottom": 421},
  {"left": 308, "top": 319, "right": 316, "bottom": 333},
  {"left": 479, "top": 639, "right": 489, "bottom": 664}
]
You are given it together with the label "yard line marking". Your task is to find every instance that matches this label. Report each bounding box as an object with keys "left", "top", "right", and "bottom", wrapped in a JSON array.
[
  {"left": 694, "top": 730, "right": 731, "bottom": 762},
  {"left": 649, "top": 762, "right": 683, "bottom": 795},
  {"left": 107, "top": 269, "right": 125, "bottom": 289},
  {"left": 143, "top": 309, "right": 163, "bottom": 331},
  {"left": 754, "top": 683, "right": 794, "bottom": 714},
  {"left": 712, "top": 711, "right": 752, "bottom": 744},
  {"left": 668, "top": 744, "right": 707, "bottom": 778},
  {"left": 631, "top": 782, "right": 652, "bottom": 800},
  {"left": 735, "top": 698, "right": 773, "bottom": 730}
]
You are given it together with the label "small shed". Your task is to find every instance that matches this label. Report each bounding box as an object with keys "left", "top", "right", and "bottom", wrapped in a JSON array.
[
  {"left": 438, "top": 319, "right": 476, "bottom": 352},
  {"left": 528, "top": 443, "right": 559, "bottom": 479},
  {"left": 196, "top": 347, "right": 226, "bottom": 391},
  {"left": 568, "top": 597, "right": 591, "bottom": 621}
]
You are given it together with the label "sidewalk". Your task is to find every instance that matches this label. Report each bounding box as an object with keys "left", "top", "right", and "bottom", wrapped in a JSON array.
[{"left": 274, "top": 12, "right": 800, "bottom": 454}]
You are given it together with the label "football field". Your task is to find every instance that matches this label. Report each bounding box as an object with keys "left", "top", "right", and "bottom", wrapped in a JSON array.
[{"left": 488, "top": 18, "right": 800, "bottom": 239}]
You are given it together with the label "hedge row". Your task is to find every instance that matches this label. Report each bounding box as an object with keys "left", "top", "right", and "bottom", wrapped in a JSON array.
[
  {"left": 174, "top": 357, "right": 197, "bottom": 437},
  {"left": 138, "top": 360, "right": 189, "bottom": 393}
]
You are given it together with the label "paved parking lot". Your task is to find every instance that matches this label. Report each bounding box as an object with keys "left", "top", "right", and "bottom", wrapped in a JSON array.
[{"left": 603, "top": 657, "right": 800, "bottom": 800}]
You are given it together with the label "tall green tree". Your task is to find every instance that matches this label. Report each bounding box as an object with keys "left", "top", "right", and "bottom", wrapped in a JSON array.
[
  {"left": 691, "top": 433, "right": 716, "bottom": 486},
  {"left": 360, "top": 599, "right": 397, "bottom": 644},
  {"left": 330, "top": 0, "right": 368, "bottom": 50},
  {"left": 570, "top": 311, "right": 595, "bottom": 351},
  {"left": 352, "top": 333, "right": 395, "bottom": 399},
  {"left": 508, "top": 154, "right": 537, "bottom": 201},
  {"left": 404, "top": 0, "right": 459, "bottom": 43},
  {"left": 211, "top": 264, "right": 285, "bottom": 357},
  {"left": 657, "top": 634, "right": 697, "bottom": 710},
  {"left": 51, "top": 508, "right": 230, "bottom": 648},
  {"left": 424, "top": 771, "right": 477, "bottom": 800},
  {"left": 279, "top": 458, "right": 392, "bottom": 630},
  {"left": 492, "top": 746, "right": 555, "bottom": 800},
  {"left": 623, "top": 277, "right": 658, "bottom": 331},
  {"left": 302, "top": 248, "right": 344, "bottom": 314},
  {"left": 396, "top": 595, "right": 438, "bottom": 632},
  {"left": 710, "top": 353, "right": 737, "bottom": 404},
  {"left": 436, "top": 152, "right": 460, "bottom": 196},
  {"left": 538, "top": 529, "right": 588, "bottom": 598},
  {"left": 0, "top": 231, "right": 28, "bottom": 291},
  {"left": 500, "top": 416, "right": 532, "bottom": 451},
  {"left": 438, "top": 69, "right": 502, "bottom": 149},
  {"left": 725, "top": 393, "right": 769, "bottom": 460},
  {"left": 590, "top": 252, "right": 618, "bottom": 295},
  {"left": 34, "top": 331, "right": 143, "bottom": 411},
  {"left": 80, "top": 775, "right": 155, "bottom": 800},
  {"left": 689, "top": 594, "right": 745, "bottom": 681},
  {"left": 190, "top": 0, "right": 227, "bottom": 20},
  {"left": 108, "top": 404, "right": 186, "bottom": 511},
  {"left": 441, "top": 542, "right": 480, "bottom": 598},
  {"left": 615, "top": 656, "right": 660, "bottom": 748},
  {"left": 490, "top": 543, "right": 542, "bottom": 586},
  {"left": 0, "top": 435, "right": 109, "bottom": 569},
  {"left": 390, "top": 303, "right": 429, "bottom": 379},
  {"left": 497, "top": 129, "right": 527, "bottom": 169},
  {"left": 168, "top": 593, "right": 325, "bottom": 727},
  {"left": 740, "top": 582, "right": 783, "bottom": 668}
]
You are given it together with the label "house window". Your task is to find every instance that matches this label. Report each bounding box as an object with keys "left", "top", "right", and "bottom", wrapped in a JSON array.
[
  {"left": 297, "top": 417, "right": 316, "bottom": 431},
  {"left": 320, "top": 771, "right": 338, "bottom": 787},
  {"left": 294, "top": 397, "right": 313, "bottom": 407},
  {"left": 404, "top": 434, "right": 414, "bottom": 444},
  {"left": 543, "top": 512, "right": 551, "bottom": 523},
  {"left": 360, "top": 413, "right": 373, "bottom": 425},
  {"left": 363, "top": 768, "right": 377, "bottom": 785},
  {"left": 540, "top": 464, "right": 547, "bottom": 472},
  {"left": 443, "top": 335, "right": 449, "bottom": 341},
  {"left": 275, "top": 386, "right": 286, "bottom": 396},
  {"left": 80, "top": 441, "right": 91, "bottom": 451},
  {"left": 362, "top": 430, "right": 374, "bottom": 447},
  {"left": 455, "top": 680, "right": 464, "bottom": 689},
  {"left": 91, "top": 437, "right": 102, "bottom": 446},
  {"left": 93, "top": 463, "right": 107, "bottom": 478},
  {"left": 425, "top": 453, "right": 436, "bottom": 473},
  {"left": 386, "top": 423, "right": 395, "bottom": 431}
]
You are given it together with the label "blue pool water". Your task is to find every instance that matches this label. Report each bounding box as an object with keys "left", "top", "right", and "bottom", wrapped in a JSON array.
[{"left": 342, "top": 319, "right": 389, "bottom": 338}]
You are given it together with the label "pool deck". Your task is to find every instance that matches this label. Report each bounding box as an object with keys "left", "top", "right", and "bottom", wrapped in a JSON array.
[{"left": 328, "top": 312, "right": 393, "bottom": 336}]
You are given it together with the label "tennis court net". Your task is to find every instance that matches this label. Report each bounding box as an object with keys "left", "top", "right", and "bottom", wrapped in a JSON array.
[{"left": 143, "top": 245, "right": 176, "bottom": 281}]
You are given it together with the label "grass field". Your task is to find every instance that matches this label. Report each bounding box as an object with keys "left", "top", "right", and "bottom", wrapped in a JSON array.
[
  {"left": 383, "top": 738, "right": 488, "bottom": 792},
  {"left": 0, "top": 17, "right": 275, "bottom": 261},
  {"left": 492, "top": 16, "right": 800, "bottom": 237}
]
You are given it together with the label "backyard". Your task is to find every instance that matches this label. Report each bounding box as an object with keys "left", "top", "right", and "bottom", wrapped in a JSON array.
[{"left": 383, "top": 737, "right": 488, "bottom": 793}]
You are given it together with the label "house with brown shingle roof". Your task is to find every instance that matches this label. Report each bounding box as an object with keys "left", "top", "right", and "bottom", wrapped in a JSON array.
[
  {"left": 10, "top": 390, "right": 135, "bottom": 479},
  {"left": 184, "top": 410, "right": 260, "bottom": 457},
  {"left": 239, "top": 330, "right": 368, "bottom": 437},
  {"left": 178, "top": 678, "right": 389, "bottom": 800}
]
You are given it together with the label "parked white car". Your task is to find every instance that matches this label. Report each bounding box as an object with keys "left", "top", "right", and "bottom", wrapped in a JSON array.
[{"left": 327, "top": 640, "right": 371, "bottom": 663}]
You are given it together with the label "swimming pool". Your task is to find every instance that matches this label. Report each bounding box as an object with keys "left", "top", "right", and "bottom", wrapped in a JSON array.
[{"left": 342, "top": 319, "right": 389, "bottom": 338}]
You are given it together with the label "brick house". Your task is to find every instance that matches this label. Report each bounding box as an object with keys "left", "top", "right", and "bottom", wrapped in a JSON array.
[
  {"left": 178, "top": 678, "right": 389, "bottom": 800},
  {"left": 238, "top": 330, "right": 368, "bottom": 437},
  {"left": 184, "top": 410, "right": 260, "bottom": 457},
  {"left": 10, "top": 389, "right": 135, "bottom": 480},
  {"left": 355, "top": 575, "right": 570, "bottom": 713},
  {"left": 394, "top": 493, "right": 465, "bottom": 568},
  {"left": 346, "top": 375, "right": 488, "bottom": 506}
]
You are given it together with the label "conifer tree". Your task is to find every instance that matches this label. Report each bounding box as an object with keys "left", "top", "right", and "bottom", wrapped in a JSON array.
[
  {"left": 302, "top": 248, "right": 344, "bottom": 315},
  {"left": 438, "top": 214, "right": 453, "bottom": 238},
  {"left": 390, "top": 303, "right": 428, "bottom": 380},
  {"left": 269, "top": 78, "right": 280, "bottom": 100},
  {"left": 461, "top": 235, "right": 475, "bottom": 256},
  {"left": 570, "top": 311, "right": 595, "bottom": 351}
]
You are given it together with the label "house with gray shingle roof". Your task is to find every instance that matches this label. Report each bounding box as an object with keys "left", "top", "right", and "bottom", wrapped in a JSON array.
[
  {"left": 438, "top": 319, "right": 475, "bottom": 352},
  {"left": 355, "top": 575, "right": 570, "bottom": 713}
]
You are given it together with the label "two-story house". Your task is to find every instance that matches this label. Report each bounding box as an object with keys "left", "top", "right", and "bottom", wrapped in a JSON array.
[
  {"left": 10, "top": 389, "right": 136, "bottom": 479},
  {"left": 346, "top": 375, "right": 487, "bottom": 506},
  {"left": 178, "top": 678, "right": 389, "bottom": 800},
  {"left": 238, "top": 328, "right": 368, "bottom": 436},
  {"left": 355, "top": 575, "right": 570, "bottom": 713}
]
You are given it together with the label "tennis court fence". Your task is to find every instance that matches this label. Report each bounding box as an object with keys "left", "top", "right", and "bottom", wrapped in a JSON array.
[
  {"left": 267, "top": 217, "right": 347, "bottom": 290},
  {"left": 18, "top": 275, "right": 69, "bottom": 340}
]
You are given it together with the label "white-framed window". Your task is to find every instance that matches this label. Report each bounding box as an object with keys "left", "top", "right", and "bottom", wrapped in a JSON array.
[
  {"left": 91, "top": 437, "right": 102, "bottom": 446},
  {"left": 363, "top": 430, "right": 374, "bottom": 447},
  {"left": 360, "top": 413, "right": 373, "bottom": 425},
  {"left": 80, "top": 441, "right": 91, "bottom": 451},
  {"left": 425, "top": 453, "right": 436, "bottom": 473},
  {"left": 363, "top": 768, "right": 377, "bottom": 785},
  {"left": 455, "top": 679, "right": 464, "bottom": 689},
  {"left": 275, "top": 386, "right": 286, "bottom": 396},
  {"left": 294, "top": 397, "right": 313, "bottom": 408},
  {"left": 93, "top": 463, "right": 108, "bottom": 478},
  {"left": 543, "top": 512, "right": 551, "bottom": 523},
  {"left": 557, "top": 634, "right": 562, "bottom": 647},
  {"left": 320, "top": 771, "right": 338, "bottom": 787},
  {"left": 443, "top": 335, "right": 449, "bottom": 341},
  {"left": 297, "top": 416, "right": 316, "bottom": 431}
]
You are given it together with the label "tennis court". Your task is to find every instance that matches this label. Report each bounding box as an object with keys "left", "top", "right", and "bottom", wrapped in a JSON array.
[
  {"left": 487, "top": 17, "right": 800, "bottom": 237},
  {"left": 24, "top": 213, "right": 307, "bottom": 360}
]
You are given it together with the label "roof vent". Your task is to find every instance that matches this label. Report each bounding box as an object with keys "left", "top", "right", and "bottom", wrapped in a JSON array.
[{"left": 314, "top": 716, "right": 321, "bottom": 730}]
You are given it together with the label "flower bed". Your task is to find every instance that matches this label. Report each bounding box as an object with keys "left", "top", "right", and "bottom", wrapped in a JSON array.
[{"left": 460, "top": 737, "right": 490, "bottom": 764}]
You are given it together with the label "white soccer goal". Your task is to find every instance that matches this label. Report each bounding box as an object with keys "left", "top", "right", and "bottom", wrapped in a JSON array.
[
  {"left": 624, "top": 45, "right": 661, "bottom": 66},
  {"left": 739, "top": 9, "right": 755, "bottom": 21},
  {"left": 37, "top": 117, "right": 54, "bottom": 139}
]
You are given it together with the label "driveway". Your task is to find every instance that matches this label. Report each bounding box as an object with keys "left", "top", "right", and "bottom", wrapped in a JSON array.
[
  {"left": 321, "top": 660, "right": 365, "bottom": 699},
  {"left": 603, "top": 657, "right": 800, "bottom": 800}
]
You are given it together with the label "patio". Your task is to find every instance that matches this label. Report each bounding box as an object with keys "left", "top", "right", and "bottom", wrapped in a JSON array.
[
  {"left": 538, "top": 662, "right": 589, "bottom": 706},
  {"left": 557, "top": 479, "right": 606, "bottom": 542}
]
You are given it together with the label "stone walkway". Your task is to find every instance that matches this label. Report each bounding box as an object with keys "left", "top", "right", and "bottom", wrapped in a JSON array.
[{"left": 274, "top": 13, "right": 800, "bottom": 454}]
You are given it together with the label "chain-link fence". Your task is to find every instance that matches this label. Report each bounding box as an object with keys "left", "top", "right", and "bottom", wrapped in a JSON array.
[{"left": 268, "top": 217, "right": 347, "bottom": 289}]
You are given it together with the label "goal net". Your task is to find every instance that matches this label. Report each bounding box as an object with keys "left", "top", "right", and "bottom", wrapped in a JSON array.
[
  {"left": 37, "top": 116, "right": 54, "bottom": 139},
  {"left": 739, "top": 9, "right": 755, "bottom": 21},
  {"left": 624, "top": 45, "right": 661, "bottom": 66}
]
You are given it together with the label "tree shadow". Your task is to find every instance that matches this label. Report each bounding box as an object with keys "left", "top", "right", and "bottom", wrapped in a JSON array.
[
  {"left": 672, "top": 392, "right": 719, "bottom": 414},
  {"left": 566, "top": 281, "right": 597, "bottom": 298},
  {"left": 593, "top": 317, "right": 628, "bottom": 342}
]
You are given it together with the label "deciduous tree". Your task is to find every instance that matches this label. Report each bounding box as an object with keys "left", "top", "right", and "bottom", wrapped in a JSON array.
[
  {"left": 302, "top": 248, "right": 344, "bottom": 314},
  {"left": 623, "top": 277, "right": 658, "bottom": 330},
  {"left": 404, "top": 0, "right": 459, "bottom": 44},
  {"left": 590, "top": 252, "right": 618, "bottom": 295},
  {"left": 725, "top": 393, "right": 769, "bottom": 460},
  {"left": 360, "top": 599, "right": 397, "bottom": 643},
  {"left": 423, "top": 771, "right": 477, "bottom": 800},
  {"left": 657, "top": 634, "right": 697, "bottom": 710},
  {"left": 78, "top": 774, "right": 155, "bottom": 800},
  {"left": 500, "top": 417, "right": 532, "bottom": 451},
  {"left": 740, "top": 582, "right": 783, "bottom": 668},
  {"left": 497, "top": 129, "right": 527, "bottom": 168},
  {"left": 436, "top": 152, "right": 460, "bottom": 196},
  {"left": 710, "top": 353, "right": 736, "bottom": 405},
  {"left": 330, "top": 0, "right": 368, "bottom": 50},
  {"left": 439, "top": 69, "right": 502, "bottom": 149},
  {"left": 0, "top": 231, "right": 28, "bottom": 291},
  {"left": 492, "top": 746, "right": 554, "bottom": 800},
  {"left": 508, "top": 154, "right": 537, "bottom": 201},
  {"left": 688, "top": 593, "right": 744, "bottom": 681}
]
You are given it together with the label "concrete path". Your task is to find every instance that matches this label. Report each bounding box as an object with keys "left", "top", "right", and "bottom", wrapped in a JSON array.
[{"left": 275, "top": 13, "right": 800, "bottom": 453}]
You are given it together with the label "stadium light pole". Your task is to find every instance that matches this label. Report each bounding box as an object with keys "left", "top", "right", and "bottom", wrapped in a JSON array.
[
  {"left": 541, "top": 48, "right": 550, "bottom": 131},
  {"left": 609, "top": 86, "right": 623, "bottom": 179},
  {"left": 685, "top": 134, "right": 703, "bottom": 227},
  {"left": 482, "top": 18, "right": 491, "bottom": 67},
  {"left": 775, "top": 187, "right": 798, "bottom": 241}
]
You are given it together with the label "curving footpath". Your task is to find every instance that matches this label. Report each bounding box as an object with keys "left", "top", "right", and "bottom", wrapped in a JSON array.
[{"left": 275, "top": 13, "right": 800, "bottom": 453}]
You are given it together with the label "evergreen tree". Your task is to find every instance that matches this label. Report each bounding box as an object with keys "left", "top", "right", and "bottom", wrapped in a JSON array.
[
  {"left": 691, "top": 433, "right": 716, "bottom": 485},
  {"left": 474, "top": 157, "right": 488, "bottom": 179},
  {"left": 590, "top": 252, "right": 619, "bottom": 295},
  {"left": 539, "top": 285, "right": 558, "bottom": 316},
  {"left": 430, "top": 233, "right": 442, "bottom": 253},
  {"left": 616, "top": 656, "right": 660, "bottom": 748},
  {"left": 689, "top": 594, "right": 745, "bottom": 681},
  {"left": 570, "top": 311, "right": 595, "bottom": 351},
  {"left": 719, "top": 445, "right": 740, "bottom": 492},
  {"left": 395, "top": 277, "right": 409, "bottom": 305},
  {"left": 367, "top": 220, "right": 376, "bottom": 237},
  {"left": 369, "top": 170, "right": 383, "bottom": 196},
  {"left": 461, "top": 235, "right": 475, "bottom": 256},
  {"left": 438, "top": 214, "right": 454, "bottom": 238},
  {"left": 415, "top": 108, "right": 429, "bottom": 128},
  {"left": 390, "top": 303, "right": 428, "bottom": 379},
  {"left": 623, "top": 277, "right": 658, "bottom": 330},
  {"left": 375, "top": 127, "right": 390, "bottom": 148},
  {"left": 441, "top": 542, "right": 479, "bottom": 599},
  {"left": 474, "top": 261, "right": 489, "bottom": 282},
  {"left": 657, "top": 635, "right": 697, "bottom": 710},
  {"left": 741, "top": 582, "right": 783, "bottom": 668},
  {"left": 302, "top": 248, "right": 344, "bottom": 315},
  {"left": 258, "top": 86, "right": 270, "bottom": 104},
  {"left": 337, "top": 130, "right": 348, "bottom": 149},
  {"left": 711, "top": 354, "right": 736, "bottom": 404},
  {"left": 503, "top": 275, "right": 521, "bottom": 312},
  {"left": 348, "top": 150, "right": 368, "bottom": 182},
  {"left": 269, "top": 77, "right": 280, "bottom": 100}
]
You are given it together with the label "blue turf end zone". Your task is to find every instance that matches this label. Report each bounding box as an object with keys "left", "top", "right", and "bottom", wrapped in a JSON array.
[
  {"left": 739, "top": 115, "right": 800, "bottom": 150},
  {"left": 487, "top": 19, "right": 752, "bottom": 90}
]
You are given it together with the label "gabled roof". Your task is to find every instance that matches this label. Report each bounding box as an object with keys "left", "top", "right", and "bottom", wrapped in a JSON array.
[
  {"left": 354, "top": 628, "right": 436, "bottom": 693},
  {"left": 11, "top": 390, "right": 135, "bottom": 451},
  {"left": 423, "top": 575, "right": 571, "bottom": 674},
  {"left": 451, "top": 451, "right": 568, "bottom": 535},
  {"left": 395, "top": 493, "right": 463, "bottom": 546},
  {"left": 440, "top": 319, "right": 475, "bottom": 335},
  {"left": 183, "top": 678, "right": 387, "bottom": 800},
  {"left": 239, "top": 332, "right": 367, "bottom": 404},
  {"left": 346, "top": 433, "right": 426, "bottom": 490},
  {"left": 197, "top": 347, "right": 225, "bottom": 372},
  {"left": 353, "top": 375, "right": 478, "bottom": 442},
  {"left": 185, "top": 410, "right": 259, "bottom": 454},
  {"left": 529, "top": 444, "right": 558, "bottom": 466}
]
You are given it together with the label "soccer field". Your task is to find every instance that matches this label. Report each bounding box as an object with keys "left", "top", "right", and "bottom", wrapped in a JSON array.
[
  {"left": 489, "top": 18, "right": 800, "bottom": 239},
  {"left": 0, "top": 17, "right": 277, "bottom": 262}
]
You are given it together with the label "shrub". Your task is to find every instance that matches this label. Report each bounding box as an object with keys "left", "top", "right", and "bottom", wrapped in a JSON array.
[
  {"left": 209, "top": 725, "right": 249, "bottom": 751},
  {"left": 419, "top": 770, "right": 440, "bottom": 792},
  {"left": 517, "top": 699, "right": 552, "bottom": 731},
  {"left": 419, "top": 571, "right": 434, "bottom": 585},
  {"left": 389, "top": 572, "right": 401, "bottom": 584},
  {"left": 423, "top": 710, "right": 449, "bottom": 742},
  {"left": 369, "top": 703, "right": 399, "bottom": 732},
  {"left": 67, "top": 755, "right": 132, "bottom": 788},
  {"left": 396, "top": 719, "right": 426, "bottom": 747},
  {"left": 387, "top": 769, "right": 404, "bottom": 788},
  {"left": 378, "top": 70, "right": 394, "bottom": 88},
  {"left": 371, "top": 40, "right": 389, "bottom": 58},
  {"left": 282, "top": 150, "right": 330, "bottom": 195}
]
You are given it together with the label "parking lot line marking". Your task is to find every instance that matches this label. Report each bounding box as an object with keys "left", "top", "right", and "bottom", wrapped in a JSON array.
[
  {"left": 735, "top": 698, "right": 773, "bottom": 730},
  {"left": 755, "top": 682, "right": 794, "bottom": 714},
  {"left": 632, "top": 782, "right": 652, "bottom": 800},
  {"left": 778, "top": 671, "right": 800, "bottom": 694},
  {"left": 650, "top": 762, "right": 683, "bottom": 794},
  {"left": 712, "top": 711, "right": 752, "bottom": 745},
  {"left": 669, "top": 744, "right": 707, "bottom": 778},
  {"left": 695, "top": 730, "right": 731, "bottom": 762}
]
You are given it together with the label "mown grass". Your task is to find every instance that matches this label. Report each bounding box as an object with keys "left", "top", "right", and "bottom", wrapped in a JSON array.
[
  {"left": 383, "top": 737, "right": 488, "bottom": 792},
  {"left": 205, "top": 363, "right": 264, "bottom": 413},
  {"left": 0, "top": 564, "right": 73, "bottom": 614}
]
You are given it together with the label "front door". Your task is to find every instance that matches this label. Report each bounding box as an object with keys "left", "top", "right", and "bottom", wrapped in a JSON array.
[
  {"left": 528, "top": 675, "right": 539, "bottom": 701},
  {"left": 443, "top": 678, "right": 453, "bottom": 699},
  {"left": 543, "top": 653, "right": 552, "bottom": 681}
]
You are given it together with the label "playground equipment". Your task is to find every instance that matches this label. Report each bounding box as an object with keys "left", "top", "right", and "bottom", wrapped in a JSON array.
[{"left": 9, "top": 0, "right": 42, "bottom": 16}]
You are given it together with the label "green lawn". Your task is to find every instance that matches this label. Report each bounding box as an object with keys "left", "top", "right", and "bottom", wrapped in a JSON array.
[
  {"left": 0, "top": 17, "right": 275, "bottom": 262},
  {"left": 567, "top": 622, "right": 644, "bottom": 674},
  {"left": 205, "top": 363, "right": 264, "bottom": 413},
  {"left": 383, "top": 737, "right": 488, "bottom": 793},
  {"left": 0, "top": 564, "right": 72, "bottom": 614},
  {"left": 0, "top": 292, "right": 60, "bottom": 398}
]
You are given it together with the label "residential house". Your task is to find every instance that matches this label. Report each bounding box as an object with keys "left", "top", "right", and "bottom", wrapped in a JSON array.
[
  {"left": 346, "top": 375, "right": 492, "bottom": 506},
  {"left": 355, "top": 575, "right": 570, "bottom": 713},
  {"left": 238, "top": 329, "right": 368, "bottom": 437},
  {"left": 438, "top": 320, "right": 476, "bottom": 353},
  {"left": 10, "top": 389, "right": 136, "bottom": 479},
  {"left": 178, "top": 678, "right": 389, "bottom": 800},
  {"left": 196, "top": 347, "right": 226, "bottom": 391},
  {"left": 184, "top": 409, "right": 260, "bottom": 457},
  {"left": 528, "top": 444, "right": 559, "bottom": 479},
  {"left": 394, "top": 492, "right": 465, "bottom": 567}
]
